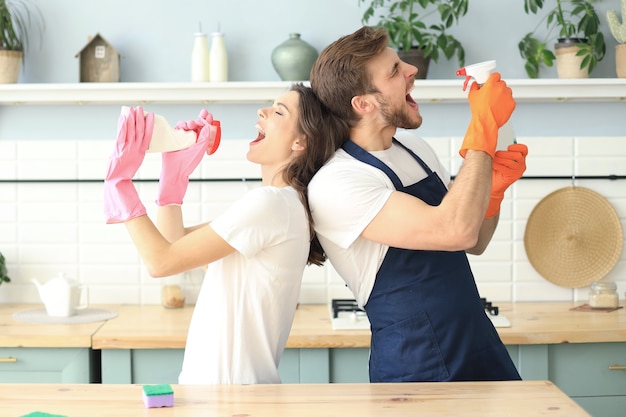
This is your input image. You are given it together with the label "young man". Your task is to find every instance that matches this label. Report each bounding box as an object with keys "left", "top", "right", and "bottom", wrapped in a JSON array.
[{"left": 308, "top": 26, "right": 528, "bottom": 382}]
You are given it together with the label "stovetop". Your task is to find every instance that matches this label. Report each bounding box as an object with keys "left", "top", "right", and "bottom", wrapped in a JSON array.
[
  {"left": 329, "top": 298, "right": 511, "bottom": 330},
  {"left": 330, "top": 299, "right": 370, "bottom": 330}
]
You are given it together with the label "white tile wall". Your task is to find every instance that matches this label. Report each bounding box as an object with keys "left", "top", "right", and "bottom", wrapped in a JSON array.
[{"left": 0, "top": 137, "right": 624, "bottom": 306}]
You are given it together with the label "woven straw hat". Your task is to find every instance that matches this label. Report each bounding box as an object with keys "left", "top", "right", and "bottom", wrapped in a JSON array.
[{"left": 524, "top": 186, "right": 623, "bottom": 288}]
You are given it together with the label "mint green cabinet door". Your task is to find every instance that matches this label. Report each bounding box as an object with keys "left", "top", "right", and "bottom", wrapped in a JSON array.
[
  {"left": 101, "top": 349, "right": 304, "bottom": 384},
  {"left": 100, "top": 349, "right": 184, "bottom": 384},
  {"left": 549, "top": 343, "right": 625, "bottom": 397},
  {"left": 548, "top": 343, "right": 626, "bottom": 417},
  {"left": 329, "top": 348, "right": 369, "bottom": 383},
  {"left": 0, "top": 348, "right": 92, "bottom": 383},
  {"left": 280, "top": 348, "right": 370, "bottom": 383}
]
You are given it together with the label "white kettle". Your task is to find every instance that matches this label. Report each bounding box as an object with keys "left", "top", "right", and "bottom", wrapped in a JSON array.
[{"left": 32, "top": 273, "right": 89, "bottom": 317}]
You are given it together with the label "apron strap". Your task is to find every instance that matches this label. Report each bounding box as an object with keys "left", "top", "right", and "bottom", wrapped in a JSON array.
[{"left": 342, "top": 138, "right": 435, "bottom": 190}]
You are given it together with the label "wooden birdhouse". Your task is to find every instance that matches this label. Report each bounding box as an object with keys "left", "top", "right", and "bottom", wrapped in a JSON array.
[{"left": 75, "top": 33, "right": 120, "bottom": 83}]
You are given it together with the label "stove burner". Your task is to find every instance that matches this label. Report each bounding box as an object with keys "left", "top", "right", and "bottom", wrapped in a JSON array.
[
  {"left": 332, "top": 298, "right": 500, "bottom": 316},
  {"left": 329, "top": 297, "right": 510, "bottom": 329},
  {"left": 481, "top": 297, "right": 499, "bottom": 316},
  {"left": 331, "top": 299, "right": 365, "bottom": 318}
]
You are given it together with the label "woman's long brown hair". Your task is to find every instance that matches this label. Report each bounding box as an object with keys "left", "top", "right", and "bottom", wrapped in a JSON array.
[{"left": 282, "top": 83, "right": 349, "bottom": 266}]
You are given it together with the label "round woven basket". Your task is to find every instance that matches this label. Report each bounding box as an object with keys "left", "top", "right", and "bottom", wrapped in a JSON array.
[{"left": 524, "top": 186, "right": 623, "bottom": 288}]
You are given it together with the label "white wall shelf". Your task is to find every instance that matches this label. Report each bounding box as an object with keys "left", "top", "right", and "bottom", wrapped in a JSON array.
[{"left": 0, "top": 79, "right": 625, "bottom": 106}]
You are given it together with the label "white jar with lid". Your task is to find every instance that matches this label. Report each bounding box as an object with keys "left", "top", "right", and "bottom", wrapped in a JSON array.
[
  {"left": 588, "top": 281, "right": 619, "bottom": 309},
  {"left": 161, "top": 273, "right": 186, "bottom": 309}
]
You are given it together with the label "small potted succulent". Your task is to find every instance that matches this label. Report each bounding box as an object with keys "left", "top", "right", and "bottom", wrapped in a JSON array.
[
  {"left": 518, "top": 0, "right": 606, "bottom": 78},
  {"left": 359, "top": 0, "right": 468, "bottom": 79},
  {"left": 0, "top": 251, "right": 11, "bottom": 286},
  {"left": 607, "top": 0, "right": 626, "bottom": 77}
]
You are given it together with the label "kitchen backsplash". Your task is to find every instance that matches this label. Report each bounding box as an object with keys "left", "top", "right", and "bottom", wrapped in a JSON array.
[{"left": 0, "top": 136, "right": 624, "bottom": 306}]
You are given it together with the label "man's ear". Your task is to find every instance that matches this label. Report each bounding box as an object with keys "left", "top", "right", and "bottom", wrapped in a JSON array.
[{"left": 351, "top": 94, "right": 374, "bottom": 115}]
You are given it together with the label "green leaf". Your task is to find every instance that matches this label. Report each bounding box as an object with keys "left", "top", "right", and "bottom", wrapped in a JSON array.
[{"left": 357, "top": 0, "right": 468, "bottom": 65}]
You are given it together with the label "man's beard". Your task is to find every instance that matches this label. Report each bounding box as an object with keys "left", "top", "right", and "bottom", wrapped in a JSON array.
[{"left": 377, "top": 93, "right": 422, "bottom": 130}]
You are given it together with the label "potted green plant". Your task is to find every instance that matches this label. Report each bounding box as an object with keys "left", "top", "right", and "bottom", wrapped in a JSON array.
[
  {"left": 518, "top": 0, "right": 606, "bottom": 78},
  {"left": 0, "top": 0, "right": 43, "bottom": 83},
  {"left": 0, "top": 251, "right": 11, "bottom": 286},
  {"left": 359, "top": 0, "right": 468, "bottom": 79},
  {"left": 607, "top": 0, "right": 626, "bottom": 77}
]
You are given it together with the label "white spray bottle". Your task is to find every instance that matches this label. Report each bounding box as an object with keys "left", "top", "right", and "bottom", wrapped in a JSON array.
[
  {"left": 120, "top": 106, "right": 221, "bottom": 155},
  {"left": 456, "top": 60, "right": 516, "bottom": 151}
]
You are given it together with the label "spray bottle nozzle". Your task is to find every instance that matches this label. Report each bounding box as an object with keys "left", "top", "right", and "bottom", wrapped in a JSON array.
[{"left": 456, "top": 60, "right": 497, "bottom": 91}]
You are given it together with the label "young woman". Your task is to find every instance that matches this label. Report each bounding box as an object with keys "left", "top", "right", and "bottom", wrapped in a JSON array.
[{"left": 103, "top": 83, "right": 348, "bottom": 384}]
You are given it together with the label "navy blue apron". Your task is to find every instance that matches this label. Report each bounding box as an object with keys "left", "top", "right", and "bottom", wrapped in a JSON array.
[{"left": 342, "top": 138, "right": 521, "bottom": 382}]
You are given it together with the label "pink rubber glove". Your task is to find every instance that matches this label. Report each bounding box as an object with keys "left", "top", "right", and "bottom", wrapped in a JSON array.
[
  {"left": 485, "top": 143, "right": 528, "bottom": 218},
  {"left": 103, "top": 106, "right": 154, "bottom": 223},
  {"left": 174, "top": 109, "right": 221, "bottom": 155},
  {"left": 156, "top": 110, "right": 219, "bottom": 206}
]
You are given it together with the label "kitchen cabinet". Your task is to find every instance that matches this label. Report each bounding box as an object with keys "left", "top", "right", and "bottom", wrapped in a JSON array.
[
  {"left": 0, "top": 347, "right": 93, "bottom": 383},
  {"left": 508, "top": 342, "right": 626, "bottom": 417},
  {"left": 0, "top": 304, "right": 104, "bottom": 383}
]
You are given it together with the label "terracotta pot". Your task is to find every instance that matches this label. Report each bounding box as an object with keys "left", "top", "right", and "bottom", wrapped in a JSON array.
[
  {"left": 398, "top": 48, "right": 430, "bottom": 80},
  {"left": 0, "top": 50, "right": 23, "bottom": 84},
  {"left": 615, "top": 43, "right": 626, "bottom": 78}
]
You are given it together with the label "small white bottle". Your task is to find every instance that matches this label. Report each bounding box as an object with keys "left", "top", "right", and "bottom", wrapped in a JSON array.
[
  {"left": 191, "top": 31, "right": 210, "bottom": 82},
  {"left": 209, "top": 32, "right": 228, "bottom": 82},
  {"left": 120, "top": 106, "right": 197, "bottom": 153}
]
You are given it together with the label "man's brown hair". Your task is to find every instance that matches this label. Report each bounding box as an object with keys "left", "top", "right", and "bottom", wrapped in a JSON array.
[{"left": 310, "top": 26, "right": 389, "bottom": 127}]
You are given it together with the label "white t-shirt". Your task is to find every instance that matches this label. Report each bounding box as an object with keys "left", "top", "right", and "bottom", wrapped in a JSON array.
[
  {"left": 308, "top": 131, "right": 450, "bottom": 308},
  {"left": 178, "top": 186, "right": 309, "bottom": 384}
]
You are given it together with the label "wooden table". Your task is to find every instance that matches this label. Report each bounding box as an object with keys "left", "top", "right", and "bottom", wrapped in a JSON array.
[{"left": 0, "top": 381, "right": 591, "bottom": 416}]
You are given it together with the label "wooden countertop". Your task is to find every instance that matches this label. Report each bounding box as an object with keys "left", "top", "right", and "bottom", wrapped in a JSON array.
[
  {"left": 3, "top": 301, "right": 625, "bottom": 349},
  {"left": 0, "top": 381, "right": 590, "bottom": 416},
  {"left": 92, "top": 301, "right": 626, "bottom": 349},
  {"left": 0, "top": 304, "right": 106, "bottom": 348}
]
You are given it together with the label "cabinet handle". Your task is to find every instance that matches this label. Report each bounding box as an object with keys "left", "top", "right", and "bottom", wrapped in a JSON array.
[
  {"left": 0, "top": 357, "right": 17, "bottom": 363},
  {"left": 608, "top": 365, "right": 626, "bottom": 371}
]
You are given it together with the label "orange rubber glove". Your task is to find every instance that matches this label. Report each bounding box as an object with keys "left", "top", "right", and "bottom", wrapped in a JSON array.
[
  {"left": 486, "top": 143, "right": 528, "bottom": 218},
  {"left": 460, "top": 72, "right": 516, "bottom": 159}
]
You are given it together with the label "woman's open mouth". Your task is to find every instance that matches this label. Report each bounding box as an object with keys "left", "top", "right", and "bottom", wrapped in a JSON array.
[{"left": 251, "top": 125, "right": 266, "bottom": 144}]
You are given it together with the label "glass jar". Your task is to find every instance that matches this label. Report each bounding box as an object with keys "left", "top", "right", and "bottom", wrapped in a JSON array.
[
  {"left": 161, "top": 273, "right": 186, "bottom": 309},
  {"left": 588, "top": 281, "right": 619, "bottom": 309}
]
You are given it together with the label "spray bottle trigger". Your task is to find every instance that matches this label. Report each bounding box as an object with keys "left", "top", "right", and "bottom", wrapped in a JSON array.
[
  {"left": 462, "top": 76, "right": 471, "bottom": 91},
  {"left": 455, "top": 67, "right": 471, "bottom": 91}
]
